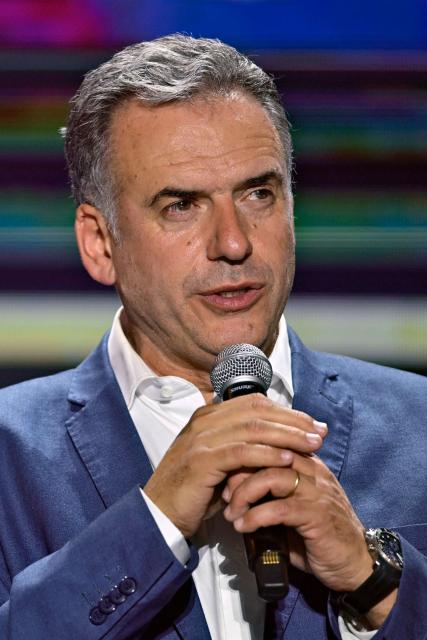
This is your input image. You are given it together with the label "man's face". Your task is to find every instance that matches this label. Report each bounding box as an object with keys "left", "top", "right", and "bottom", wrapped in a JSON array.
[{"left": 108, "top": 92, "right": 295, "bottom": 374}]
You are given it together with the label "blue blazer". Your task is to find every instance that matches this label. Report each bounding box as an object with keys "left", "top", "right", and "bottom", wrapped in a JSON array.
[{"left": 0, "top": 328, "right": 427, "bottom": 639}]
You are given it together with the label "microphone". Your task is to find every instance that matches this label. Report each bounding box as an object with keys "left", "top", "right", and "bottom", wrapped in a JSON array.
[{"left": 210, "top": 344, "right": 289, "bottom": 601}]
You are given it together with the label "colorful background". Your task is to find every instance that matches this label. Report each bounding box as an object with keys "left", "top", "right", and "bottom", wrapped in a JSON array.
[{"left": 1, "top": 0, "right": 426, "bottom": 386}]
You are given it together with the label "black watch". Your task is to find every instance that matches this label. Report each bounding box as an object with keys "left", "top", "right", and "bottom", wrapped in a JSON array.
[{"left": 337, "top": 528, "right": 403, "bottom": 620}]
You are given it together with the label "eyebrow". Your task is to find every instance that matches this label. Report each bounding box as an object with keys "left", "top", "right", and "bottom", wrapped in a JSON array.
[
  {"left": 148, "top": 170, "right": 285, "bottom": 208},
  {"left": 148, "top": 187, "right": 201, "bottom": 208},
  {"left": 235, "top": 170, "right": 285, "bottom": 192}
]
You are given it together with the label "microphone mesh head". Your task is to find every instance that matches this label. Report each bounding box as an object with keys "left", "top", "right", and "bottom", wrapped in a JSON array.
[{"left": 210, "top": 343, "right": 273, "bottom": 396}]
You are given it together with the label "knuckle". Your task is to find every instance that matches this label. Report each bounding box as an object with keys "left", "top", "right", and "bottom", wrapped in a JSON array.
[
  {"left": 249, "top": 394, "right": 270, "bottom": 411},
  {"left": 272, "top": 499, "right": 288, "bottom": 518},
  {"left": 246, "top": 417, "right": 265, "bottom": 436},
  {"left": 193, "top": 446, "right": 209, "bottom": 464},
  {"left": 257, "top": 468, "right": 279, "bottom": 491},
  {"left": 227, "top": 475, "right": 242, "bottom": 492},
  {"left": 264, "top": 466, "right": 282, "bottom": 482},
  {"left": 294, "top": 409, "right": 310, "bottom": 423},
  {"left": 231, "top": 442, "right": 248, "bottom": 461}
]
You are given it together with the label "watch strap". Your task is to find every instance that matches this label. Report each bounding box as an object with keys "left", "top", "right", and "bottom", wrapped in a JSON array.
[{"left": 338, "top": 555, "right": 401, "bottom": 619}]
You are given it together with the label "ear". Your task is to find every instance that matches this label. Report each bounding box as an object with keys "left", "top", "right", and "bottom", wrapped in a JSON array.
[
  {"left": 75, "top": 204, "right": 116, "bottom": 286},
  {"left": 286, "top": 191, "right": 295, "bottom": 240}
]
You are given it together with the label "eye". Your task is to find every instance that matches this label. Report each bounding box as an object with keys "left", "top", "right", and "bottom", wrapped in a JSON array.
[
  {"left": 163, "top": 199, "right": 194, "bottom": 215},
  {"left": 241, "top": 187, "right": 276, "bottom": 212},
  {"left": 248, "top": 188, "right": 273, "bottom": 201}
]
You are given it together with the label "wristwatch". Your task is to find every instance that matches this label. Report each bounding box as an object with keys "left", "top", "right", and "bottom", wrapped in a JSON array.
[{"left": 337, "top": 528, "right": 403, "bottom": 620}]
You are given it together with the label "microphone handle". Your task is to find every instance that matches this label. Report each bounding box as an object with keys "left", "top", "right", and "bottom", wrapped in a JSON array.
[
  {"left": 223, "top": 381, "right": 289, "bottom": 601},
  {"left": 244, "top": 525, "right": 289, "bottom": 602}
]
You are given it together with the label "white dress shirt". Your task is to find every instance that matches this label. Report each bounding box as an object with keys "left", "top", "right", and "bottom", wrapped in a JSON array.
[{"left": 108, "top": 308, "right": 375, "bottom": 639}]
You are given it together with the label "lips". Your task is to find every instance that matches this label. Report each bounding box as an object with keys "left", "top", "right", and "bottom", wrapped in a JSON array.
[{"left": 200, "top": 283, "right": 264, "bottom": 311}]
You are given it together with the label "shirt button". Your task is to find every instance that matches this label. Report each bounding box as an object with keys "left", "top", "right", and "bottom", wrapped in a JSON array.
[
  {"left": 89, "top": 606, "right": 107, "bottom": 625},
  {"left": 160, "top": 385, "right": 174, "bottom": 399}
]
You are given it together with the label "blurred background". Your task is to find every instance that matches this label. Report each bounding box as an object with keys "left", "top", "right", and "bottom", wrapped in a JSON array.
[{"left": 0, "top": 0, "right": 426, "bottom": 387}]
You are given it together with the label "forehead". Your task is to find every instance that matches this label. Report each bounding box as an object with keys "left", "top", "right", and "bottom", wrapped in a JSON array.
[{"left": 108, "top": 92, "right": 285, "bottom": 191}]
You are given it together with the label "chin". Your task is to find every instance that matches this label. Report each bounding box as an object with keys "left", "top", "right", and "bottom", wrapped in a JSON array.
[{"left": 212, "top": 324, "right": 270, "bottom": 354}]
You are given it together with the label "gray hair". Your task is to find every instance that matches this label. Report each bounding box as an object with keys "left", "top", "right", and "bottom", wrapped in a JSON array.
[{"left": 62, "top": 34, "right": 293, "bottom": 237}]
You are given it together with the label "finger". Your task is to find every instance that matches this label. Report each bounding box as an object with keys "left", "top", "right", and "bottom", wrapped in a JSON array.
[
  {"left": 222, "top": 450, "right": 295, "bottom": 502},
  {"left": 213, "top": 442, "right": 295, "bottom": 478},
  {"left": 222, "top": 471, "right": 252, "bottom": 502},
  {"left": 288, "top": 451, "right": 324, "bottom": 477},
  {"left": 290, "top": 451, "right": 333, "bottom": 481},
  {"left": 191, "top": 394, "right": 328, "bottom": 439},
  {"left": 224, "top": 451, "right": 340, "bottom": 524},
  {"left": 228, "top": 465, "right": 346, "bottom": 534},
  {"left": 224, "top": 467, "right": 305, "bottom": 521},
  {"left": 231, "top": 497, "right": 296, "bottom": 533},
  {"left": 239, "top": 418, "right": 325, "bottom": 451},
  {"left": 196, "top": 417, "right": 325, "bottom": 456},
  {"left": 224, "top": 453, "right": 331, "bottom": 516},
  {"left": 179, "top": 396, "right": 328, "bottom": 461},
  {"left": 229, "top": 492, "right": 326, "bottom": 533},
  {"left": 232, "top": 491, "right": 360, "bottom": 551},
  {"left": 223, "top": 448, "right": 325, "bottom": 506},
  {"left": 235, "top": 395, "right": 328, "bottom": 435}
]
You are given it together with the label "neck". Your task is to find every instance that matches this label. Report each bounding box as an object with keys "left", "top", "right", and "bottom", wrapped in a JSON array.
[{"left": 120, "top": 311, "right": 215, "bottom": 402}]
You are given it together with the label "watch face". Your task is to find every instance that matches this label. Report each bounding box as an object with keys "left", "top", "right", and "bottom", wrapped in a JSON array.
[{"left": 378, "top": 529, "right": 404, "bottom": 571}]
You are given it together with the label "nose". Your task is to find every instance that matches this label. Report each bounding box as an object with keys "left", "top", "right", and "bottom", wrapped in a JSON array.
[{"left": 206, "top": 197, "right": 253, "bottom": 262}]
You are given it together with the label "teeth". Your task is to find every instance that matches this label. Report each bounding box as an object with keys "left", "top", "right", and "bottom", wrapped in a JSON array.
[{"left": 219, "top": 289, "right": 246, "bottom": 298}]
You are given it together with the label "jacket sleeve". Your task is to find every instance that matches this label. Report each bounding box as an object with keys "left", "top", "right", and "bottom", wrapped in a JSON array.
[
  {"left": 0, "top": 485, "right": 199, "bottom": 640},
  {"left": 328, "top": 528, "right": 427, "bottom": 639}
]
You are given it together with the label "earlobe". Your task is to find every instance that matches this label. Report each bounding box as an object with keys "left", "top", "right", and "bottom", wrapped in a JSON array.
[{"left": 75, "top": 204, "right": 116, "bottom": 286}]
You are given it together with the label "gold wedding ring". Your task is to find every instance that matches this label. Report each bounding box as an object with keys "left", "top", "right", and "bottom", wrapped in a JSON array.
[{"left": 287, "top": 470, "right": 300, "bottom": 498}]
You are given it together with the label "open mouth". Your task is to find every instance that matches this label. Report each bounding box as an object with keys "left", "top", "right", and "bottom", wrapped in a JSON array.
[
  {"left": 201, "top": 284, "right": 263, "bottom": 311},
  {"left": 216, "top": 288, "right": 250, "bottom": 298}
]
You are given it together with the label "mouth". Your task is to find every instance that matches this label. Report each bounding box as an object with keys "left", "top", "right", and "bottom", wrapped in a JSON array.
[{"left": 199, "top": 283, "right": 264, "bottom": 312}]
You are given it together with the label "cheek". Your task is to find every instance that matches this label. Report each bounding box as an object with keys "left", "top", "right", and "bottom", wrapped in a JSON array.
[
  {"left": 261, "top": 220, "right": 293, "bottom": 264},
  {"left": 125, "top": 235, "right": 200, "bottom": 300}
]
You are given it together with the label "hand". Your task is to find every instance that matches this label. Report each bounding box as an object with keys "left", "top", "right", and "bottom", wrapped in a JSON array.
[
  {"left": 223, "top": 453, "right": 374, "bottom": 593},
  {"left": 144, "top": 395, "right": 327, "bottom": 538}
]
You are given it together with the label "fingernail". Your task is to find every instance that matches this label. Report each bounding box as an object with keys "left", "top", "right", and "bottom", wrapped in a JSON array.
[
  {"left": 306, "top": 432, "right": 322, "bottom": 444},
  {"left": 222, "top": 486, "right": 230, "bottom": 502},
  {"left": 234, "top": 517, "right": 244, "bottom": 531},
  {"left": 281, "top": 450, "right": 293, "bottom": 463},
  {"left": 313, "top": 420, "right": 328, "bottom": 434}
]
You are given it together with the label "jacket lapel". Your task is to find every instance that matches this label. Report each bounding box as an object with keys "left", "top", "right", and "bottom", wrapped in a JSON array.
[
  {"left": 289, "top": 327, "right": 354, "bottom": 480},
  {"left": 270, "top": 327, "right": 354, "bottom": 637},
  {"left": 65, "top": 333, "right": 153, "bottom": 508},
  {"left": 64, "top": 334, "right": 209, "bottom": 639}
]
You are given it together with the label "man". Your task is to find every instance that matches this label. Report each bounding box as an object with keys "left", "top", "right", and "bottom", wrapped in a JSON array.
[{"left": 0, "top": 35, "right": 426, "bottom": 640}]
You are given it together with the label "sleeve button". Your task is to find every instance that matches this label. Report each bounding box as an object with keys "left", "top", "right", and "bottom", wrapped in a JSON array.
[
  {"left": 89, "top": 606, "right": 107, "bottom": 625},
  {"left": 109, "top": 586, "right": 127, "bottom": 604},
  {"left": 119, "top": 576, "right": 137, "bottom": 595},
  {"left": 98, "top": 595, "right": 117, "bottom": 615}
]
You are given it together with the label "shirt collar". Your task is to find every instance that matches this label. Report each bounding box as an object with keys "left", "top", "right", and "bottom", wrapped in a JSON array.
[
  {"left": 108, "top": 307, "right": 157, "bottom": 408},
  {"left": 268, "top": 315, "right": 294, "bottom": 399},
  {"left": 108, "top": 307, "right": 294, "bottom": 408}
]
